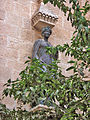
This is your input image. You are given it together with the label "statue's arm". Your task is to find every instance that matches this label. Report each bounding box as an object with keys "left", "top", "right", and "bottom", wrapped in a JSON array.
[{"left": 32, "top": 40, "right": 41, "bottom": 59}]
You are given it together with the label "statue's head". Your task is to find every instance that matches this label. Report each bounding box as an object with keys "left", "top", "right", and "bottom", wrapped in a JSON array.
[{"left": 41, "top": 26, "right": 52, "bottom": 38}]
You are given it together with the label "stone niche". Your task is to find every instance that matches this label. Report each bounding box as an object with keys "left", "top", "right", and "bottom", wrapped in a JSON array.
[{"left": 32, "top": 1, "right": 58, "bottom": 31}]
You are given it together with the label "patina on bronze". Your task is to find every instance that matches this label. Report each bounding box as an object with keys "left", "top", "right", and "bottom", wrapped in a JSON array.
[{"left": 32, "top": 26, "right": 58, "bottom": 66}]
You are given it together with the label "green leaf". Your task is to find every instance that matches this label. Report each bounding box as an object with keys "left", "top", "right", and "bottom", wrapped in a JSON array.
[
  {"left": 43, "top": 0, "right": 48, "bottom": 4},
  {"left": 86, "top": 47, "right": 90, "bottom": 51},
  {"left": 85, "top": 27, "right": 89, "bottom": 33},
  {"left": 72, "top": 4, "right": 75, "bottom": 9},
  {"left": 66, "top": 66, "right": 75, "bottom": 71},
  {"left": 73, "top": 30, "right": 77, "bottom": 34},
  {"left": 57, "top": 1, "right": 60, "bottom": 8},
  {"left": 78, "top": 24, "right": 83, "bottom": 31},
  {"left": 28, "top": 56, "right": 31, "bottom": 59},
  {"left": 8, "top": 79, "right": 11, "bottom": 83},
  {"left": 16, "top": 91, "right": 21, "bottom": 95},
  {"left": 30, "top": 87, "right": 35, "bottom": 92},
  {"left": 24, "top": 60, "right": 30, "bottom": 64},
  {"left": 69, "top": 0, "right": 72, "bottom": 3},
  {"left": 54, "top": 0, "right": 57, "bottom": 6},
  {"left": 68, "top": 60, "right": 75, "bottom": 63},
  {"left": 3, "top": 88, "right": 9, "bottom": 97}
]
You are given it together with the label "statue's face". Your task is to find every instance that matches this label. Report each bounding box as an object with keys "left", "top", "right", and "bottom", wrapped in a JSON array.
[{"left": 43, "top": 30, "right": 51, "bottom": 38}]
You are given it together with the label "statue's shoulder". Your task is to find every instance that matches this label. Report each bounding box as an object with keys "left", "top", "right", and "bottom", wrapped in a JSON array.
[
  {"left": 33, "top": 39, "right": 43, "bottom": 46},
  {"left": 34, "top": 39, "right": 42, "bottom": 43}
]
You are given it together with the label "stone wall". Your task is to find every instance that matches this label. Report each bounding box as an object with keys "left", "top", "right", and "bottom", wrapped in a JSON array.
[
  {"left": 0, "top": 0, "right": 39, "bottom": 109},
  {"left": 0, "top": 0, "right": 89, "bottom": 109}
]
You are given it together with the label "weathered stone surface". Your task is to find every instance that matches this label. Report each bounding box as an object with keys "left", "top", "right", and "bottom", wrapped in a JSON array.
[{"left": 0, "top": 9, "right": 5, "bottom": 20}]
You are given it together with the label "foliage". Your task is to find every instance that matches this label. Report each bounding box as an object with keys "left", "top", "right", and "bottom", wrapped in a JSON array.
[
  {"left": 1, "top": 57, "right": 90, "bottom": 120},
  {"left": 0, "top": 0, "right": 90, "bottom": 120}
]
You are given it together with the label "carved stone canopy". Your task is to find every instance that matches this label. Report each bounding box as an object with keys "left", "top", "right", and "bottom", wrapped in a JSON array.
[{"left": 32, "top": 2, "right": 58, "bottom": 31}]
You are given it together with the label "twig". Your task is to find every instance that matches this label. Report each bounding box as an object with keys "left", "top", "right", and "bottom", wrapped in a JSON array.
[{"left": 29, "top": 104, "right": 55, "bottom": 113}]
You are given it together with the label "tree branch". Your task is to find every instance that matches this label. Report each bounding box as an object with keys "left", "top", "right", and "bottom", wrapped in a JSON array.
[{"left": 29, "top": 104, "right": 55, "bottom": 113}]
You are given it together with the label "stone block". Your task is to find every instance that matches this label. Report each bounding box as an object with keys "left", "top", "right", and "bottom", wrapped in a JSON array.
[
  {"left": 46, "top": 2, "right": 60, "bottom": 15},
  {"left": 11, "top": 69, "right": 23, "bottom": 81},
  {"left": 0, "top": 0, "right": 7, "bottom": 9},
  {"left": 0, "top": 9, "right": 5, "bottom": 20},
  {"left": 18, "top": 42, "right": 33, "bottom": 62},
  {"left": 0, "top": 46, "right": 7, "bottom": 59},
  {"left": 52, "top": 28, "right": 71, "bottom": 45},
  {"left": 59, "top": 63, "right": 73, "bottom": 77},
  {"left": 14, "top": 2, "right": 29, "bottom": 17},
  {"left": 55, "top": 16, "right": 62, "bottom": 28},
  {"left": 7, "top": 36, "right": 19, "bottom": 49},
  {"left": 0, "top": 65, "right": 11, "bottom": 83},
  {"left": 0, "top": 82, "right": 4, "bottom": 97},
  {"left": 0, "top": 58, "right": 7, "bottom": 68},
  {"left": 0, "top": 21, "right": 19, "bottom": 38},
  {"left": 5, "top": 48, "right": 18, "bottom": 60},
  {"left": 22, "top": 17, "right": 31, "bottom": 29},
  {"left": 59, "top": 52, "right": 71, "bottom": 63},
  {"left": 31, "top": 1, "right": 39, "bottom": 16},
  {"left": 20, "top": 29, "right": 32, "bottom": 41},
  {"left": 0, "top": 35, "right": 7, "bottom": 47},
  {"left": 62, "top": 17, "right": 74, "bottom": 31},
  {"left": 14, "top": 0, "right": 30, "bottom": 5},
  {"left": 0, "top": 46, "right": 18, "bottom": 60},
  {"left": 7, "top": 60, "right": 25, "bottom": 73},
  {"left": 4, "top": 0, "right": 15, "bottom": 12},
  {"left": 2, "top": 97, "right": 16, "bottom": 110},
  {"left": 5, "top": 12, "right": 22, "bottom": 27}
]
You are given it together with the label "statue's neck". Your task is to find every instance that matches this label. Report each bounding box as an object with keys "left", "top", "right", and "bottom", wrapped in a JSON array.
[{"left": 44, "top": 37, "right": 48, "bottom": 42}]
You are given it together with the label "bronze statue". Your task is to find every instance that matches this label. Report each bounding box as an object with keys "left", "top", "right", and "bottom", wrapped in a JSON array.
[
  {"left": 32, "top": 26, "right": 58, "bottom": 66},
  {"left": 32, "top": 26, "right": 58, "bottom": 105}
]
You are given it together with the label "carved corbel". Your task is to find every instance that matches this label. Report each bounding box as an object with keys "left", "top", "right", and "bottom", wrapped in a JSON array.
[{"left": 32, "top": 0, "right": 58, "bottom": 31}]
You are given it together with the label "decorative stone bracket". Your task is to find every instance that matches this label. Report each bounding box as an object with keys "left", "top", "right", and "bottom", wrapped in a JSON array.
[{"left": 32, "top": 1, "right": 58, "bottom": 31}]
